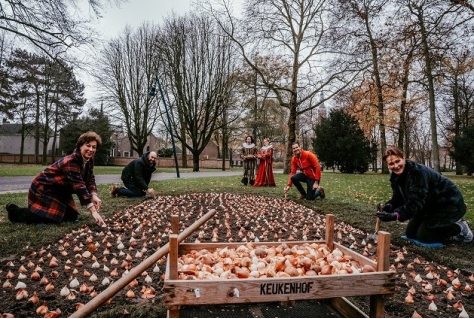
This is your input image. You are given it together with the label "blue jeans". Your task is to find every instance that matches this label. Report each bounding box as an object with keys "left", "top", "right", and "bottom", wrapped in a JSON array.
[{"left": 290, "top": 173, "right": 322, "bottom": 200}]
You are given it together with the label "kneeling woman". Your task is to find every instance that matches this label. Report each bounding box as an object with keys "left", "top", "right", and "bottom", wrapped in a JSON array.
[
  {"left": 376, "top": 147, "right": 472, "bottom": 243},
  {"left": 6, "top": 131, "right": 105, "bottom": 226}
]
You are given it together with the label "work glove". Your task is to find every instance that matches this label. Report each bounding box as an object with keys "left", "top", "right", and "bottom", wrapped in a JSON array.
[
  {"left": 377, "top": 203, "right": 393, "bottom": 212},
  {"left": 376, "top": 211, "right": 398, "bottom": 222}
]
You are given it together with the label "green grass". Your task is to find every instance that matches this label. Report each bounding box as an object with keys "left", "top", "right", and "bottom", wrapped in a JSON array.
[
  {"left": 1, "top": 169, "right": 472, "bottom": 318},
  {"left": 0, "top": 163, "right": 241, "bottom": 176},
  {"left": 0, "top": 164, "right": 123, "bottom": 176},
  {"left": 1, "top": 171, "right": 473, "bottom": 268}
]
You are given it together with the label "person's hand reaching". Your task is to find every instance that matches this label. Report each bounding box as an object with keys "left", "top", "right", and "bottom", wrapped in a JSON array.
[
  {"left": 91, "top": 193, "right": 102, "bottom": 211},
  {"left": 146, "top": 188, "right": 155, "bottom": 198},
  {"left": 376, "top": 211, "right": 398, "bottom": 222},
  {"left": 377, "top": 203, "right": 393, "bottom": 212},
  {"left": 91, "top": 211, "right": 106, "bottom": 226}
]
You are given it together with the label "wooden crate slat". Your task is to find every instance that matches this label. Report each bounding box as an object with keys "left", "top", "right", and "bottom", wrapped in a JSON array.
[{"left": 164, "top": 272, "right": 395, "bottom": 306}]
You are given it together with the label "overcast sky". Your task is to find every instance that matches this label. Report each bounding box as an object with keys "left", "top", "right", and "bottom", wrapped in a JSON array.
[
  {"left": 80, "top": 0, "right": 195, "bottom": 105},
  {"left": 93, "top": 0, "right": 194, "bottom": 39}
]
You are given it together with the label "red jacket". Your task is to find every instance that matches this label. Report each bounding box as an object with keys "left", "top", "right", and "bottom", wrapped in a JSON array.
[{"left": 287, "top": 150, "right": 321, "bottom": 186}]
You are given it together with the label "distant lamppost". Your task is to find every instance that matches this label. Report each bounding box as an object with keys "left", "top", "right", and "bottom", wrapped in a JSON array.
[{"left": 149, "top": 74, "right": 180, "bottom": 178}]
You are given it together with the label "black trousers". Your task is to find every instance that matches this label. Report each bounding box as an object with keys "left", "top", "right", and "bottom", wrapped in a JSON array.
[
  {"left": 10, "top": 205, "right": 77, "bottom": 224},
  {"left": 116, "top": 177, "right": 145, "bottom": 197},
  {"left": 405, "top": 215, "right": 460, "bottom": 243}
]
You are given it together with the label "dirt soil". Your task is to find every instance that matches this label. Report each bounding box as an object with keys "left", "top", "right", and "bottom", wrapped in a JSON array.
[{"left": 0, "top": 193, "right": 473, "bottom": 318}]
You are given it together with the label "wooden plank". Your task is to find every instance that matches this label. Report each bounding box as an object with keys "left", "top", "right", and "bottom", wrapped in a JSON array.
[
  {"left": 167, "top": 306, "right": 180, "bottom": 318},
  {"left": 169, "top": 234, "right": 178, "bottom": 280},
  {"left": 376, "top": 231, "right": 391, "bottom": 272},
  {"left": 326, "top": 214, "right": 334, "bottom": 250},
  {"left": 330, "top": 297, "right": 368, "bottom": 318},
  {"left": 172, "top": 215, "right": 179, "bottom": 234},
  {"left": 163, "top": 272, "right": 395, "bottom": 306},
  {"left": 334, "top": 243, "right": 377, "bottom": 267},
  {"left": 369, "top": 231, "right": 391, "bottom": 318}
]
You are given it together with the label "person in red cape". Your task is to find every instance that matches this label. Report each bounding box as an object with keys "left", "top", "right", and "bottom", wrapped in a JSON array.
[{"left": 253, "top": 138, "right": 276, "bottom": 187}]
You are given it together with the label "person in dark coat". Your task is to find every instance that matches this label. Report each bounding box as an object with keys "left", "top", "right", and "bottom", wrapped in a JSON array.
[
  {"left": 111, "top": 151, "right": 157, "bottom": 198},
  {"left": 240, "top": 135, "right": 258, "bottom": 186},
  {"left": 6, "top": 131, "right": 105, "bottom": 226},
  {"left": 376, "top": 147, "right": 472, "bottom": 243}
]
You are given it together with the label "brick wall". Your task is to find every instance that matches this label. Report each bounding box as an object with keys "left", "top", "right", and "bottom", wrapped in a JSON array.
[
  {"left": 108, "top": 157, "right": 230, "bottom": 169},
  {"left": 0, "top": 154, "right": 62, "bottom": 164}
]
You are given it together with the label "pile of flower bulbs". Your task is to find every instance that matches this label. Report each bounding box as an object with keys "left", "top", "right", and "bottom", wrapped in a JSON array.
[{"left": 176, "top": 241, "right": 376, "bottom": 280}]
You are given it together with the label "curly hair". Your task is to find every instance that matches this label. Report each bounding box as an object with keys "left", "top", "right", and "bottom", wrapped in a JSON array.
[{"left": 76, "top": 131, "right": 102, "bottom": 149}]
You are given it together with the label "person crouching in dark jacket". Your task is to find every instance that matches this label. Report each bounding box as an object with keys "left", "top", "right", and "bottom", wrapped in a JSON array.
[
  {"left": 111, "top": 151, "right": 157, "bottom": 198},
  {"left": 376, "top": 147, "right": 472, "bottom": 243}
]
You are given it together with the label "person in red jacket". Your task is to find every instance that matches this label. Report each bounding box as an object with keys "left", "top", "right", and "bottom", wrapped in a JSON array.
[{"left": 284, "top": 142, "right": 325, "bottom": 200}]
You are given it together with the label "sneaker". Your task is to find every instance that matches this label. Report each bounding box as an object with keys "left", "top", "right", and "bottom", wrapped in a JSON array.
[
  {"left": 318, "top": 186, "right": 325, "bottom": 199},
  {"left": 110, "top": 185, "right": 118, "bottom": 197},
  {"left": 451, "top": 219, "right": 473, "bottom": 243},
  {"left": 6, "top": 203, "right": 20, "bottom": 222},
  {"left": 298, "top": 194, "right": 306, "bottom": 200}
]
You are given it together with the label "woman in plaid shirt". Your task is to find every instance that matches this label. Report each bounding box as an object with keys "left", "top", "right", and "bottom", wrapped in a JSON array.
[{"left": 6, "top": 131, "right": 105, "bottom": 226}]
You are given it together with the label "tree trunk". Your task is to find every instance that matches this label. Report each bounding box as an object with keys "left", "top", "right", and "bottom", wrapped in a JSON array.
[
  {"left": 35, "top": 87, "right": 41, "bottom": 164},
  {"left": 19, "top": 126, "right": 25, "bottom": 165},
  {"left": 366, "top": 19, "right": 388, "bottom": 173},
  {"left": 284, "top": 53, "right": 300, "bottom": 175},
  {"left": 192, "top": 151, "right": 200, "bottom": 172},
  {"left": 418, "top": 11, "right": 440, "bottom": 172},
  {"left": 398, "top": 50, "right": 413, "bottom": 154}
]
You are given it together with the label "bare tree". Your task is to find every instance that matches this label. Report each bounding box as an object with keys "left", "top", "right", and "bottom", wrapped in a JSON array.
[
  {"left": 236, "top": 54, "right": 290, "bottom": 144},
  {"left": 439, "top": 50, "right": 474, "bottom": 173},
  {"left": 450, "top": 0, "right": 474, "bottom": 12},
  {"left": 202, "top": 0, "right": 366, "bottom": 173},
  {"left": 156, "top": 13, "right": 240, "bottom": 171},
  {"left": 0, "top": 0, "right": 124, "bottom": 64},
  {"left": 337, "top": 0, "right": 473, "bottom": 171},
  {"left": 95, "top": 24, "right": 160, "bottom": 156},
  {"left": 398, "top": 0, "right": 473, "bottom": 171}
]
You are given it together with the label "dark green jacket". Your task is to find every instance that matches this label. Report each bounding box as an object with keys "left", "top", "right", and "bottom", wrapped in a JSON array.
[{"left": 387, "top": 161, "right": 466, "bottom": 228}]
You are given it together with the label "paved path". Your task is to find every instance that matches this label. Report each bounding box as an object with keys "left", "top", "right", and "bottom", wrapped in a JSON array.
[{"left": 0, "top": 170, "right": 284, "bottom": 194}]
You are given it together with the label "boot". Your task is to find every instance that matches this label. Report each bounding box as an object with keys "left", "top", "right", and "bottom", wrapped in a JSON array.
[{"left": 6, "top": 203, "right": 20, "bottom": 222}]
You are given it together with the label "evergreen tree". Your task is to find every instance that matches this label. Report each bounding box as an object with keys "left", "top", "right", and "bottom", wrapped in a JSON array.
[
  {"left": 313, "top": 109, "right": 372, "bottom": 174},
  {"left": 60, "top": 108, "right": 114, "bottom": 166},
  {"left": 450, "top": 124, "right": 474, "bottom": 175}
]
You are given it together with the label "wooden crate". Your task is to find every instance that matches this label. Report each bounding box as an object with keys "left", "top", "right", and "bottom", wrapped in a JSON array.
[{"left": 163, "top": 214, "right": 395, "bottom": 318}]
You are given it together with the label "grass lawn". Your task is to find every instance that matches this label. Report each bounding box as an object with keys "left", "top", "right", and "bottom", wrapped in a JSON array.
[
  {"left": 0, "top": 164, "right": 228, "bottom": 176},
  {"left": 1, "top": 167, "right": 473, "bottom": 318},
  {"left": 1, "top": 170, "right": 473, "bottom": 269}
]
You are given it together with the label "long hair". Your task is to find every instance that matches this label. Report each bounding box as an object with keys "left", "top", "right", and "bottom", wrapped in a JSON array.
[{"left": 245, "top": 135, "right": 255, "bottom": 144}]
